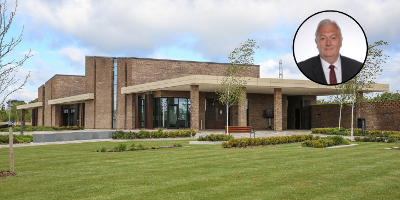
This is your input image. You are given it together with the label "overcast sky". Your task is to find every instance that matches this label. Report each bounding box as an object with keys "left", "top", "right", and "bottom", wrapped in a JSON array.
[{"left": 3, "top": 0, "right": 400, "bottom": 103}]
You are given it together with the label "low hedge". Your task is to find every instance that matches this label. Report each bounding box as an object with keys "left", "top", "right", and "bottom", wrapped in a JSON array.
[
  {"left": 221, "top": 134, "right": 314, "bottom": 148},
  {"left": 0, "top": 125, "right": 84, "bottom": 132},
  {"left": 311, "top": 127, "right": 400, "bottom": 137},
  {"left": 0, "top": 134, "right": 33, "bottom": 144},
  {"left": 301, "top": 135, "right": 350, "bottom": 148},
  {"left": 354, "top": 134, "right": 400, "bottom": 143},
  {"left": 112, "top": 129, "right": 196, "bottom": 139},
  {"left": 197, "top": 134, "right": 234, "bottom": 141}
]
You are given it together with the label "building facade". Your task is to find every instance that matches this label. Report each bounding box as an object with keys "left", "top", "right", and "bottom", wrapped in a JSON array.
[{"left": 18, "top": 56, "right": 389, "bottom": 131}]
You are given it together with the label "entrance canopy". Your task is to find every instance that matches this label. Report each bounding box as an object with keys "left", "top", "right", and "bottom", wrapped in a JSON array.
[
  {"left": 121, "top": 75, "right": 389, "bottom": 96},
  {"left": 48, "top": 93, "right": 94, "bottom": 105},
  {"left": 17, "top": 102, "right": 42, "bottom": 110}
]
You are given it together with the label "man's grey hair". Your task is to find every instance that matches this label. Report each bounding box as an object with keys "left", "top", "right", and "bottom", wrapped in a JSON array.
[{"left": 315, "top": 19, "right": 343, "bottom": 40}]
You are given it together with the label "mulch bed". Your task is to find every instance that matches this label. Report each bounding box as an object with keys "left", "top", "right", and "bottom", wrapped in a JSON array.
[{"left": 0, "top": 171, "right": 16, "bottom": 178}]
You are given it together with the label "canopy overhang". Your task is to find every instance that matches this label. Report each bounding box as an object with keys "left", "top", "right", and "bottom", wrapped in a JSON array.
[
  {"left": 48, "top": 93, "right": 94, "bottom": 105},
  {"left": 17, "top": 102, "right": 43, "bottom": 110},
  {"left": 121, "top": 75, "right": 389, "bottom": 96}
]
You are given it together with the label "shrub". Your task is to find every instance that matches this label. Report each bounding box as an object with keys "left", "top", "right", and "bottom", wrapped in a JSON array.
[
  {"left": 101, "top": 147, "right": 107, "bottom": 152},
  {"left": 118, "top": 143, "right": 127, "bottom": 151},
  {"left": 23, "top": 138, "right": 31, "bottom": 143},
  {"left": 177, "top": 143, "right": 182, "bottom": 147},
  {"left": 312, "top": 141, "right": 324, "bottom": 148},
  {"left": 169, "top": 131, "right": 175, "bottom": 138},
  {"left": 301, "top": 140, "right": 313, "bottom": 147},
  {"left": 197, "top": 134, "right": 233, "bottom": 141},
  {"left": 221, "top": 141, "right": 229, "bottom": 148},
  {"left": 158, "top": 128, "right": 163, "bottom": 132},
  {"left": 191, "top": 130, "right": 196, "bottom": 137}
]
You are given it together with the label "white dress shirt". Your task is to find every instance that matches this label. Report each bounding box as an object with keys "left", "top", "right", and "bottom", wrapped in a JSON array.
[{"left": 320, "top": 55, "right": 342, "bottom": 84}]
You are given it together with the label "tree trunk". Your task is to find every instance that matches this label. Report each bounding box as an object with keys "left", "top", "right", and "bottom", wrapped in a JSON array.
[
  {"left": 351, "top": 102, "right": 354, "bottom": 141},
  {"left": 339, "top": 102, "right": 342, "bottom": 130},
  {"left": 9, "top": 126, "right": 14, "bottom": 173}
]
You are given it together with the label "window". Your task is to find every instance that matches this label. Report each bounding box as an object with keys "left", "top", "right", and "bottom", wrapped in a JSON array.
[{"left": 112, "top": 58, "right": 117, "bottom": 129}]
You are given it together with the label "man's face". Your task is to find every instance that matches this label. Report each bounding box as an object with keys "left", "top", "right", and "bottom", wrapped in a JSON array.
[{"left": 315, "top": 23, "right": 342, "bottom": 64}]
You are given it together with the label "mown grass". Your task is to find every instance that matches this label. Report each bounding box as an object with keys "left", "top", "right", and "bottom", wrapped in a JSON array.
[{"left": 1, "top": 140, "right": 400, "bottom": 199}]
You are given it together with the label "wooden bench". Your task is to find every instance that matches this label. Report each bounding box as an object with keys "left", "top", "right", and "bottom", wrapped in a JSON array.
[{"left": 225, "top": 126, "right": 255, "bottom": 138}]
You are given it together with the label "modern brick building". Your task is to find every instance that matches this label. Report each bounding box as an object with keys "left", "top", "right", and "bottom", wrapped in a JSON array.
[{"left": 17, "top": 56, "right": 389, "bottom": 131}]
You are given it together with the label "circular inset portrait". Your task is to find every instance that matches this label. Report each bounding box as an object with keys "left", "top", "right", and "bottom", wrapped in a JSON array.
[{"left": 293, "top": 10, "right": 367, "bottom": 85}]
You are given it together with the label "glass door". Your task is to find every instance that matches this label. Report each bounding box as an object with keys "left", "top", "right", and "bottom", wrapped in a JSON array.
[{"left": 168, "top": 105, "right": 178, "bottom": 129}]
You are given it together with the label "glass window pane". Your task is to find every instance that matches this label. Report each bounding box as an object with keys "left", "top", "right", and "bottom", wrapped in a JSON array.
[
  {"left": 179, "top": 98, "right": 187, "bottom": 127},
  {"left": 161, "top": 98, "right": 167, "bottom": 127}
]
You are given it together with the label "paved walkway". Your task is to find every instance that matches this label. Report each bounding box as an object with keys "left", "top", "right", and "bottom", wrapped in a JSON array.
[{"left": 0, "top": 129, "right": 356, "bottom": 148}]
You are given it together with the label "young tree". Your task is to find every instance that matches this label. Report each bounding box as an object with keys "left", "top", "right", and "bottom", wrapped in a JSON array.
[
  {"left": 331, "top": 91, "right": 349, "bottom": 130},
  {"left": 0, "top": 0, "right": 32, "bottom": 174},
  {"left": 0, "top": 0, "right": 32, "bottom": 106},
  {"left": 336, "top": 40, "right": 388, "bottom": 141},
  {"left": 217, "top": 39, "right": 259, "bottom": 133}
]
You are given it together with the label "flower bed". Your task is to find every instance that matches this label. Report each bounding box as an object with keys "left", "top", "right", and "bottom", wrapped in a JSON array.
[
  {"left": 97, "top": 142, "right": 185, "bottom": 152},
  {"left": 311, "top": 127, "right": 400, "bottom": 137},
  {"left": 0, "top": 134, "right": 33, "bottom": 144},
  {"left": 112, "top": 129, "right": 196, "bottom": 139},
  {"left": 354, "top": 134, "right": 400, "bottom": 143},
  {"left": 197, "top": 134, "right": 233, "bottom": 141},
  {"left": 0, "top": 125, "right": 84, "bottom": 132},
  {"left": 301, "top": 136, "right": 350, "bottom": 148},
  {"left": 221, "top": 134, "right": 314, "bottom": 148}
]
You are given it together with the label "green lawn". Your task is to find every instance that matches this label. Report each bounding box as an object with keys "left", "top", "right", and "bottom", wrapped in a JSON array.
[{"left": 1, "top": 140, "right": 400, "bottom": 199}]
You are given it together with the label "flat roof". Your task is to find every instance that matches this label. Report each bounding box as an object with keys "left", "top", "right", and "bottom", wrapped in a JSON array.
[
  {"left": 17, "top": 102, "right": 43, "bottom": 110},
  {"left": 48, "top": 93, "right": 94, "bottom": 105},
  {"left": 121, "top": 75, "right": 389, "bottom": 96},
  {"left": 85, "top": 56, "right": 260, "bottom": 67}
]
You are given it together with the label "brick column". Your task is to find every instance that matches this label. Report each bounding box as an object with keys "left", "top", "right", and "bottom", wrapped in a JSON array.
[
  {"left": 238, "top": 87, "right": 247, "bottom": 126},
  {"left": 21, "top": 109, "right": 25, "bottom": 125},
  {"left": 356, "top": 91, "right": 364, "bottom": 125},
  {"left": 274, "top": 88, "right": 283, "bottom": 131},
  {"left": 190, "top": 85, "right": 199, "bottom": 130}
]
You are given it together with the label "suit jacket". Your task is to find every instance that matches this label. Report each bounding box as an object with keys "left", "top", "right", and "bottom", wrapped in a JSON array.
[{"left": 297, "top": 55, "right": 363, "bottom": 85}]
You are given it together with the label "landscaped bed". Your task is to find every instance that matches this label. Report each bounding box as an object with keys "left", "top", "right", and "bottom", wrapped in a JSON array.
[
  {"left": 313, "top": 127, "right": 400, "bottom": 143},
  {"left": 112, "top": 129, "right": 196, "bottom": 139},
  {"left": 0, "top": 134, "right": 33, "bottom": 144},
  {"left": 0, "top": 125, "right": 84, "bottom": 132}
]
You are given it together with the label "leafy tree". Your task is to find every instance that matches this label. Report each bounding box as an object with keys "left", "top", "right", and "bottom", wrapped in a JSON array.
[
  {"left": 0, "top": 0, "right": 31, "bottom": 106},
  {"left": 217, "top": 39, "right": 259, "bottom": 132},
  {"left": 335, "top": 40, "right": 388, "bottom": 141},
  {"left": 364, "top": 91, "right": 400, "bottom": 102}
]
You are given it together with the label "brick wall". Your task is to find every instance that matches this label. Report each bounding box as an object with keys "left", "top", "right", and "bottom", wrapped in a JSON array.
[
  {"left": 51, "top": 75, "right": 86, "bottom": 99},
  {"left": 247, "top": 93, "right": 274, "bottom": 129},
  {"left": 37, "top": 85, "right": 44, "bottom": 126},
  {"left": 130, "top": 58, "right": 260, "bottom": 85},
  {"left": 85, "top": 57, "right": 95, "bottom": 129},
  {"left": 311, "top": 101, "right": 400, "bottom": 131},
  {"left": 44, "top": 80, "right": 52, "bottom": 127},
  {"left": 95, "top": 57, "right": 113, "bottom": 129}
]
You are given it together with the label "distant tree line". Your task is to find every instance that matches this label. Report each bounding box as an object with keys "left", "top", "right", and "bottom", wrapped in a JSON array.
[
  {"left": 0, "top": 98, "right": 37, "bottom": 123},
  {"left": 317, "top": 91, "right": 400, "bottom": 105}
]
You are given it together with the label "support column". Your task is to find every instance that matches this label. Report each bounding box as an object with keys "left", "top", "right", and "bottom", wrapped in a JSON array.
[
  {"left": 135, "top": 94, "right": 141, "bottom": 129},
  {"left": 32, "top": 108, "right": 36, "bottom": 126},
  {"left": 21, "top": 109, "right": 26, "bottom": 125},
  {"left": 190, "top": 85, "right": 199, "bottom": 130},
  {"left": 274, "top": 88, "right": 283, "bottom": 131},
  {"left": 60, "top": 106, "right": 63, "bottom": 126},
  {"left": 238, "top": 87, "right": 247, "bottom": 126},
  {"left": 145, "top": 93, "right": 153, "bottom": 129},
  {"left": 356, "top": 91, "right": 364, "bottom": 126}
]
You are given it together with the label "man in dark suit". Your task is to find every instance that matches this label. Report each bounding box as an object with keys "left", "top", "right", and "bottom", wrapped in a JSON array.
[{"left": 297, "top": 19, "right": 363, "bottom": 85}]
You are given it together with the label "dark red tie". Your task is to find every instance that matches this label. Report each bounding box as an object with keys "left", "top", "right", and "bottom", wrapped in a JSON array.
[{"left": 329, "top": 65, "right": 337, "bottom": 84}]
